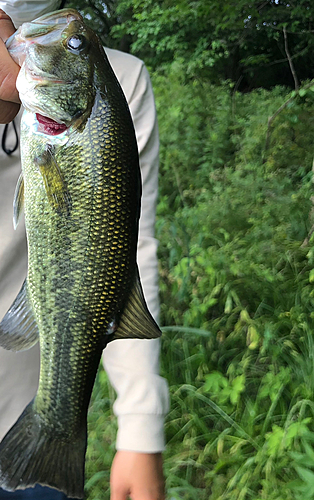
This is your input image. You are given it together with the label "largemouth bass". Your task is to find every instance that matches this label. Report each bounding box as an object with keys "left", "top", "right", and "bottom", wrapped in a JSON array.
[{"left": 0, "top": 9, "right": 160, "bottom": 499}]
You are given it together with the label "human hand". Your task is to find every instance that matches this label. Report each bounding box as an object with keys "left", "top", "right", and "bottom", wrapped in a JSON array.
[
  {"left": 0, "top": 9, "right": 20, "bottom": 123},
  {"left": 110, "top": 451, "right": 165, "bottom": 500}
]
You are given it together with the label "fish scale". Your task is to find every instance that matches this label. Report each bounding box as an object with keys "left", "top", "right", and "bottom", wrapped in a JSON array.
[
  {"left": 23, "top": 99, "right": 137, "bottom": 433},
  {"left": 0, "top": 9, "right": 160, "bottom": 499}
]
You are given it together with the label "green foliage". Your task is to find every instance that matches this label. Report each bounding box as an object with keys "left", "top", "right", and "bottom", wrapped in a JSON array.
[
  {"left": 154, "top": 73, "right": 314, "bottom": 498},
  {"left": 84, "top": 74, "right": 314, "bottom": 499},
  {"left": 109, "top": 0, "right": 314, "bottom": 87}
]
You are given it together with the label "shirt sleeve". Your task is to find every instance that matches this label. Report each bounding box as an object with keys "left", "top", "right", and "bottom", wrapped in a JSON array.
[{"left": 102, "top": 59, "right": 169, "bottom": 452}]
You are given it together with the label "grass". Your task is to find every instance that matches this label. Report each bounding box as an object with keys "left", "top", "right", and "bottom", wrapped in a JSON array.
[
  {"left": 84, "top": 322, "right": 314, "bottom": 500},
  {"left": 84, "top": 83, "right": 314, "bottom": 499}
]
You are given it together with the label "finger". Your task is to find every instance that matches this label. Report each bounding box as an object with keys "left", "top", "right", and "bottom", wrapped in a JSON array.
[
  {"left": 110, "top": 483, "right": 130, "bottom": 500},
  {"left": 0, "top": 99, "right": 20, "bottom": 123},
  {"left": 130, "top": 486, "right": 165, "bottom": 500},
  {"left": 131, "top": 494, "right": 165, "bottom": 500},
  {"left": 0, "top": 38, "right": 20, "bottom": 104},
  {"left": 0, "top": 9, "right": 16, "bottom": 41},
  {"left": 110, "top": 491, "right": 128, "bottom": 500},
  {"left": 0, "top": 10, "right": 20, "bottom": 107}
]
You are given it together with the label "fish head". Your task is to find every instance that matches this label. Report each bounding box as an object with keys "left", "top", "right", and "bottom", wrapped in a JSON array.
[{"left": 7, "top": 9, "right": 103, "bottom": 134}]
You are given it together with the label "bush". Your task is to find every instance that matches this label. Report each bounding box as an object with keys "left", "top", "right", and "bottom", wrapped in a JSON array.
[
  {"left": 85, "top": 71, "right": 314, "bottom": 499},
  {"left": 154, "top": 66, "right": 314, "bottom": 499}
]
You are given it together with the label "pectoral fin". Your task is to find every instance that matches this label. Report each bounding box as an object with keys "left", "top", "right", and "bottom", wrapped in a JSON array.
[
  {"left": 13, "top": 173, "right": 24, "bottom": 229},
  {"left": 107, "top": 267, "right": 161, "bottom": 343},
  {"left": 0, "top": 280, "right": 39, "bottom": 351},
  {"left": 35, "top": 144, "right": 71, "bottom": 215}
]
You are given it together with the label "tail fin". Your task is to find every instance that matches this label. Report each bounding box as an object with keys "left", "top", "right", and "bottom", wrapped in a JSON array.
[{"left": 0, "top": 401, "right": 86, "bottom": 499}]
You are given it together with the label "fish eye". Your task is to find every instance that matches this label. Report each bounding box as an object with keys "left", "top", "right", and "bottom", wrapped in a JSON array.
[{"left": 66, "top": 34, "right": 86, "bottom": 52}]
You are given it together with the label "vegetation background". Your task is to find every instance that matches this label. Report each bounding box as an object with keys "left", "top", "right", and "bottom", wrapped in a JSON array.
[{"left": 67, "top": 0, "right": 314, "bottom": 498}]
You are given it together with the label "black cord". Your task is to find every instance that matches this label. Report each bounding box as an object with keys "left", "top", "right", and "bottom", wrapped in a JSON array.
[{"left": 1, "top": 120, "right": 19, "bottom": 156}]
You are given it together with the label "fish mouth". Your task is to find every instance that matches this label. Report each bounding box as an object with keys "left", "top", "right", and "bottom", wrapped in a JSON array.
[{"left": 36, "top": 114, "right": 68, "bottom": 136}]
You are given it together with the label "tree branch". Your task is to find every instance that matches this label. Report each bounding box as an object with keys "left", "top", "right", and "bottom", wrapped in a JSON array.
[{"left": 283, "top": 26, "right": 299, "bottom": 91}]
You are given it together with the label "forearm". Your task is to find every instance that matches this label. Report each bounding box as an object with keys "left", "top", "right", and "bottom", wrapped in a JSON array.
[
  {"left": 103, "top": 336, "right": 169, "bottom": 452},
  {"left": 102, "top": 54, "right": 169, "bottom": 453}
]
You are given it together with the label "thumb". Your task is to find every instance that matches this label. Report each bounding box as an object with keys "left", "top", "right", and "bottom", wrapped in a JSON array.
[
  {"left": 0, "top": 10, "right": 20, "bottom": 107},
  {"left": 0, "top": 9, "right": 16, "bottom": 41}
]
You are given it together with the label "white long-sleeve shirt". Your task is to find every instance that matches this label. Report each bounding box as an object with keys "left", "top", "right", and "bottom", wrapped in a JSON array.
[{"left": 0, "top": 47, "right": 169, "bottom": 451}]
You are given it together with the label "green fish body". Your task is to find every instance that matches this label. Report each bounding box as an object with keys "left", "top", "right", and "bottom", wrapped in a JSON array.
[{"left": 0, "top": 9, "right": 160, "bottom": 499}]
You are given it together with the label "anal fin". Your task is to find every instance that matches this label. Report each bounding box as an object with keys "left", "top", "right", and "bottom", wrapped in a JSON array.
[
  {"left": 107, "top": 266, "right": 161, "bottom": 343},
  {"left": 0, "top": 280, "right": 39, "bottom": 351}
]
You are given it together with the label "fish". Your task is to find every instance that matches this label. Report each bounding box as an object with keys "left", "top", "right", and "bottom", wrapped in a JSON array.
[{"left": 0, "top": 9, "right": 161, "bottom": 499}]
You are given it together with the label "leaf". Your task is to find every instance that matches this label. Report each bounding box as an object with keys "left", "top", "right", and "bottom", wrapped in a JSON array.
[
  {"left": 203, "top": 372, "right": 228, "bottom": 394},
  {"left": 247, "top": 325, "right": 259, "bottom": 350},
  {"left": 224, "top": 293, "right": 233, "bottom": 314},
  {"left": 229, "top": 375, "right": 245, "bottom": 405},
  {"left": 266, "top": 425, "right": 284, "bottom": 456},
  {"left": 295, "top": 465, "right": 314, "bottom": 484},
  {"left": 240, "top": 309, "right": 250, "bottom": 323}
]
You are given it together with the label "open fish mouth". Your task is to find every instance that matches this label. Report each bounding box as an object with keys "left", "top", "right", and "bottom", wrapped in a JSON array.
[{"left": 36, "top": 113, "right": 68, "bottom": 135}]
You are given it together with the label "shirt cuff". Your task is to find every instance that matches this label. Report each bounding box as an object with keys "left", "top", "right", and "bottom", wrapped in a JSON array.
[{"left": 116, "top": 414, "right": 166, "bottom": 452}]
